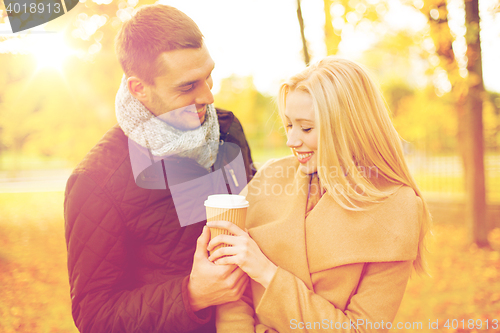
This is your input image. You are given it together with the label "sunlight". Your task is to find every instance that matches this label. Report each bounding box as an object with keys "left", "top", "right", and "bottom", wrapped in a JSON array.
[{"left": 31, "top": 33, "right": 74, "bottom": 71}]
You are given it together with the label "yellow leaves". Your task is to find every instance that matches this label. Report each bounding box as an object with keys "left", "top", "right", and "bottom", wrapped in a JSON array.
[
  {"left": 392, "top": 87, "right": 458, "bottom": 152},
  {"left": 214, "top": 75, "right": 283, "bottom": 155},
  {"left": 1, "top": 192, "right": 500, "bottom": 332},
  {"left": 9, "top": 306, "right": 21, "bottom": 317},
  {"left": 483, "top": 266, "right": 498, "bottom": 281},
  {"left": 0, "top": 192, "right": 77, "bottom": 332},
  {"left": 488, "top": 228, "right": 500, "bottom": 250},
  {"left": 0, "top": 52, "right": 120, "bottom": 163},
  {"left": 491, "top": 292, "right": 500, "bottom": 304},
  {"left": 394, "top": 223, "right": 500, "bottom": 332}
]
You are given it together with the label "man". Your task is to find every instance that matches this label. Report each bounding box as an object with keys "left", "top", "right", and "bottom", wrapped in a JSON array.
[{"left": 64, "top": 4, "right": 255, "bottom": 332}]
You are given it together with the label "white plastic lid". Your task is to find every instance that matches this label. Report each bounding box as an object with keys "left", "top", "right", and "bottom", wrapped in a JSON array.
[{"left": 204, "top": 194, "right": 249, "bottom": 208}]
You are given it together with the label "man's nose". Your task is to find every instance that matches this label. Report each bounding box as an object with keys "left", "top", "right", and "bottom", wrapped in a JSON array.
[{"left": 196, "top": 81, "right": 214, "bottom": 105}]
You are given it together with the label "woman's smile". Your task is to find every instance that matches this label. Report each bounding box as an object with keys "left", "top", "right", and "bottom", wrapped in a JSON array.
[{"left": 295, "top": 151, "right": 314, "bottom": 164}]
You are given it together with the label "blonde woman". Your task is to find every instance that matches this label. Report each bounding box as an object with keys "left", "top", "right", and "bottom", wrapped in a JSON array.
[{"left": 206, "top": 56, "right": 431, "bottom": 333}]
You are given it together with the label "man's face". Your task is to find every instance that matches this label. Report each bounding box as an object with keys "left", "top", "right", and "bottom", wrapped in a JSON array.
[{"left": 144, "top": 44, "right": 215, "bottom": 130}]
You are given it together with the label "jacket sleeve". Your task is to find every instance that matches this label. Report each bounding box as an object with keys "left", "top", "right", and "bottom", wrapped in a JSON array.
[
  {"left": 64, "top": 173, "right": 211, "bottom": 333},
  {"left": 255, "top": 261, "right": 413, "bottom": 333},
  {"left": 216, "top": 283, "right": 256, "bottom": 333}
]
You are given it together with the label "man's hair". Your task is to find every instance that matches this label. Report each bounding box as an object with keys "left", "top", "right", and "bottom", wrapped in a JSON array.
[{"left": 115, "top": 4, "right": 203, "bottom": 85}]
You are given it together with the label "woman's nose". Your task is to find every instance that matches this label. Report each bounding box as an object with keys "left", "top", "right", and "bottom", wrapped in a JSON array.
[{"left": 286, "top": 129, "right": 302, "bottom": 148}]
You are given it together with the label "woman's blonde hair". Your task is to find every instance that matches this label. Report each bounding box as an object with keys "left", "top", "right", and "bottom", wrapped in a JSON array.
[{"left": 278, "top": 56, "right": 431, "bottom": 274}]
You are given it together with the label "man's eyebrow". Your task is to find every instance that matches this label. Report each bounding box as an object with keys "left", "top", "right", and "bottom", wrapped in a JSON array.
[
  {"left": 176, "top": 65, "right": 215, "bottom": 88},
  {"left": 176, "top": 79, "right": 198, "bottom": 88}
]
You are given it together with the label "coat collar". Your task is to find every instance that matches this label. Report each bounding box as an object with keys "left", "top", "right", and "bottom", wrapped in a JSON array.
[
  {"left": 304, "top": 185, "right": 419, "bottom": 273},
  {"left": 247, "top": 166, "right": 314, "bottom": 289},
  {"left": 245, "top": 157, "right": 420, "bottom": 283}
]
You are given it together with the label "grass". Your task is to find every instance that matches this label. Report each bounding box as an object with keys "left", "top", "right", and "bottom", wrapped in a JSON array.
[
  {"left": 1, "top": 191, "right": 500, "bottom": 332},
  {"left": 412, "top": 174, "right": 500, "bottom": 203}
]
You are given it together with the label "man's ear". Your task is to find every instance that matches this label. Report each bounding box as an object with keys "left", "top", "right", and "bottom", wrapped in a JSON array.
[{"left": 127, "top": 76, "right": 150, "bottom": 103}]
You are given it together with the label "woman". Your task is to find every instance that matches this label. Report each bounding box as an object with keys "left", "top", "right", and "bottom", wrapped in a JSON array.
[{"left": 206, "top": 57, "right": 431, "bottom": 332}]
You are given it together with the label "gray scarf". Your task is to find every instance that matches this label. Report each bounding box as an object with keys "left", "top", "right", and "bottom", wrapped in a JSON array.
[{"left": 115, "top": 76, "right": 220, "bottom": 170}]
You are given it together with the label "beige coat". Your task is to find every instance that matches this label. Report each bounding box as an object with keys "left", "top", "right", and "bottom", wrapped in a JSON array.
[{"left": 216, "top": 156, "right": 422, "bottom": 333}]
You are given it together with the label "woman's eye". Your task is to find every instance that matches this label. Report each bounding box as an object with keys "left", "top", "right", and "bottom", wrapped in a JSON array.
[
  {"left": 286, "top": 124, "right": 292, "bottom": 129},
  {"left": 302, "top": 128, "right": 312, "bottom": 133}
]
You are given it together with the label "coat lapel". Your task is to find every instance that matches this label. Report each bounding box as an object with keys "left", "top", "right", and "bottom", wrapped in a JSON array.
[
  {"left": 305, "top": 185, "right": 420, "bottom": 273},
  {"left": 246, "top": 166, "right": 314, "bottom": 290}
]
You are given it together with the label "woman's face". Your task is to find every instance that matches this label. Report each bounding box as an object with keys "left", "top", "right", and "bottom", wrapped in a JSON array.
[{"left": 284, "top": 90, "right": 318, "bottom": 174}]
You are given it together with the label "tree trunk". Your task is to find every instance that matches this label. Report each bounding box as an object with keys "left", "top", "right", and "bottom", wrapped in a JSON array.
[
  {"left": 297, "top": 0, "right": 310, "bottom": 65},
  {"left": 323, "top": 0, "right": 338, "bottom": 55},
  {"left": 419, "top": 0, "right": 489, "bottom": 247},
  {"left": 464, "top": 0, "right": 489, "bottom": 247}
]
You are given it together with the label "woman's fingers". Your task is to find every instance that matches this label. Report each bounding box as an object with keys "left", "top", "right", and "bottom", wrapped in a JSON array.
[
  {"left": 206, "top": 220, "right": 246, "bottom": 236},
  {"left": 208, "top": 245, "right": 237, "bottom": 262},
  {"left": 207, "top": 234, "right": 238, "bottom": 252},
  {"left": 213, "top": 254, "right": 239, "bottom": 266}
]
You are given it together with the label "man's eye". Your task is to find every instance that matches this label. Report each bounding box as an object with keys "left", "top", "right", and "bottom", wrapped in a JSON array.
[{"left": 180, "top": 85, "right": 194, "bottom": 92}]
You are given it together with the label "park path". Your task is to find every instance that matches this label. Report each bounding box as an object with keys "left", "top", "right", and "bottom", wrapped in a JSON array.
[{"left": 0, "top": 169, "right": 72, "bottom": 193}]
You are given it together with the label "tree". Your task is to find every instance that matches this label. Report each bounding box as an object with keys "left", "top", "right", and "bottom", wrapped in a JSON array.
[
  {"left": 214, "top": 75, "right": 282, "bottom": 156},
  {"left": 297, "top": 0, "right": 310, "bottom": 65},
  {"left": 0, "top": 0, "right": 156, "bottom": 166},
  {"left": 418, "top": 0, "right": 489, "bottom": 247},
  {"left": 463, "top": 0, "right": 488, "bottom": 247},
  {"left": 323, "top": 0, "right": 342, "bottom": 55},
  {"left": 323, "top": 0, "right": 384, "bottom": 56}
]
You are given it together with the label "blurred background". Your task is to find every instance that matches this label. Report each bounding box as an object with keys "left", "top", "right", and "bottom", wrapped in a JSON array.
[{"left": 0, "top": 0, "right": 499, "bottom": 332}]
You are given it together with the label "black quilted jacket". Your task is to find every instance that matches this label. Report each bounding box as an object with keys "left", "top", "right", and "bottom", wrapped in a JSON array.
[{"left": 64, "top": 109, "right": 255, "bottom": 333}]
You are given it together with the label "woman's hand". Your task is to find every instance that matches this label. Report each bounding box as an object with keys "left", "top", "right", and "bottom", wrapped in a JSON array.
[{"left": 206, "top": 221, "right": 278, "bottom": 289}]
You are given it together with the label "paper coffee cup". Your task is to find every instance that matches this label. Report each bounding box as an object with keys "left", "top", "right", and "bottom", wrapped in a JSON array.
[{"left": 204, "top": 194, "right": 249, "bottom": 255}]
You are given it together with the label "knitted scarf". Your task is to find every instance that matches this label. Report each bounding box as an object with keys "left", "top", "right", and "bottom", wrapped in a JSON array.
[{"left": 115, "top": 76, "right": 220, "bottom": 170}]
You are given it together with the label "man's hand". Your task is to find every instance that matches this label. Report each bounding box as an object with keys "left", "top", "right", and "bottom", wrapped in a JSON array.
[
  {"left": 206, "top": 221, "right": 278, "bottom": 289},
  {"left": 187, "top": 226, "right": 249, "bottom": 312}
]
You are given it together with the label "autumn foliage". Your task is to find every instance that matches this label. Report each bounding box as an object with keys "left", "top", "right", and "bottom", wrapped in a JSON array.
[{"left": 1, "top": 192, "right": 500, "bottom": 332}]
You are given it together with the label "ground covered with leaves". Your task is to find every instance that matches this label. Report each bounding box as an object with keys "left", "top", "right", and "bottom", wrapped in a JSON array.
[
  {"left": 0, "top": 192, "right": 76, "bottom": 332},
  {"left": 0, "top": 192, "right": 499, "bottom": 332}
]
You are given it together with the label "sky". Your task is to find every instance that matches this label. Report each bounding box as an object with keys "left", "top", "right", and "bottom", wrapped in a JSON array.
[{"left": 0, "top": 0, "right": 499, "bottom": 95}]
